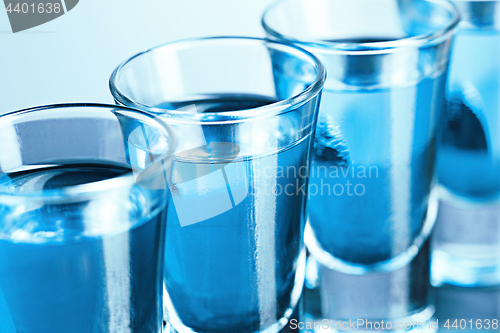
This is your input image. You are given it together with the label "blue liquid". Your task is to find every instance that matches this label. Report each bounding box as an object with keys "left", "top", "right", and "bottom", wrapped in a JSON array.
[
  {"left": 305, "top": 73, "right": 444, "bottom": 319},
  {"left": 433, "top": 28, "right": 500, "bottom": 286},
  {"left": 0, "top": 164, "right": 166, "bottom": 333},
  {"left": 160, "top": 96, "right": 308, "bottom": 333},
  {"left": 437, "top": 29, "right": 500, "bottom": 200},
  {"left": 308, "top": 74, "right": 442, "bottom": 267}
]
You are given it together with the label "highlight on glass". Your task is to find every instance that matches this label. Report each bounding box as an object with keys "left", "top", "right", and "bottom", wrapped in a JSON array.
[
  {"left": 110, "top": 37, "right": 326, "bottom": 333},
  {"left": 263, "top": 0, "right": 460, "bottom": 327},
  {"left": 0, "top": 104, "right": 176, "bottom": 333}
]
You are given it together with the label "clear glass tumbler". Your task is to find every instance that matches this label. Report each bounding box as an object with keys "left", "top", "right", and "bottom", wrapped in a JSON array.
[
  {"left": 109, "top": 37, "right": 326, "bottom": 333},
  {"left": 433, "top": 0, "right": 500, "bottom": 287},
  {"left": 263, "top": 0, "right": 459, "bottom": 329},
  {"left": 0, "top": 104, "right": 176, "bottom": 333}
]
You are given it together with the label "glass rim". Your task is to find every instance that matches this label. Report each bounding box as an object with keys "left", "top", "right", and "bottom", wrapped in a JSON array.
[
  {"left": 0, "top": 103, "right": 177, "bottom": 201},
  {"left": 109, "top": 36, "right": 326, "bottom": 124},
  {"left": 262, "top": 0, "right": 461, "bottom": 53}
]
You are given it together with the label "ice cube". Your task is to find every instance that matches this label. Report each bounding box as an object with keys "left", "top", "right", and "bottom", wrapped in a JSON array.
[{"left": 313, "top": 115, "right": 350, "bottom": 165}]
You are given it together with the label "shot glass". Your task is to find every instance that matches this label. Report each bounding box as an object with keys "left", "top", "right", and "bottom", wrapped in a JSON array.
[
  {"left": 0, "top": 104, "right": 176, "bottom": 333},
  {"left": 109, "top": 37, "right": 325, "bottom": 333},
  {"left": 433, "top": 0, "right": 500, "bottom": 287},
  {"left": 263, "top": 0, "right": 459, "bottom": 329}
]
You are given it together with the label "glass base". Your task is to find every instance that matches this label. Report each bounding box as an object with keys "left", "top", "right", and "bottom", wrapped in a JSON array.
[
  {"left": 431, "top": 189, "right": 500, "bottom": 287},
  {"left": 431, "top": 248, "right": 500, "bottom": 287},
  {"left": 303, "top": 237, "right": 434, "bottom": 333},
  {"left": 163, "top": 249, "right": 306, "bottom": 333}
]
